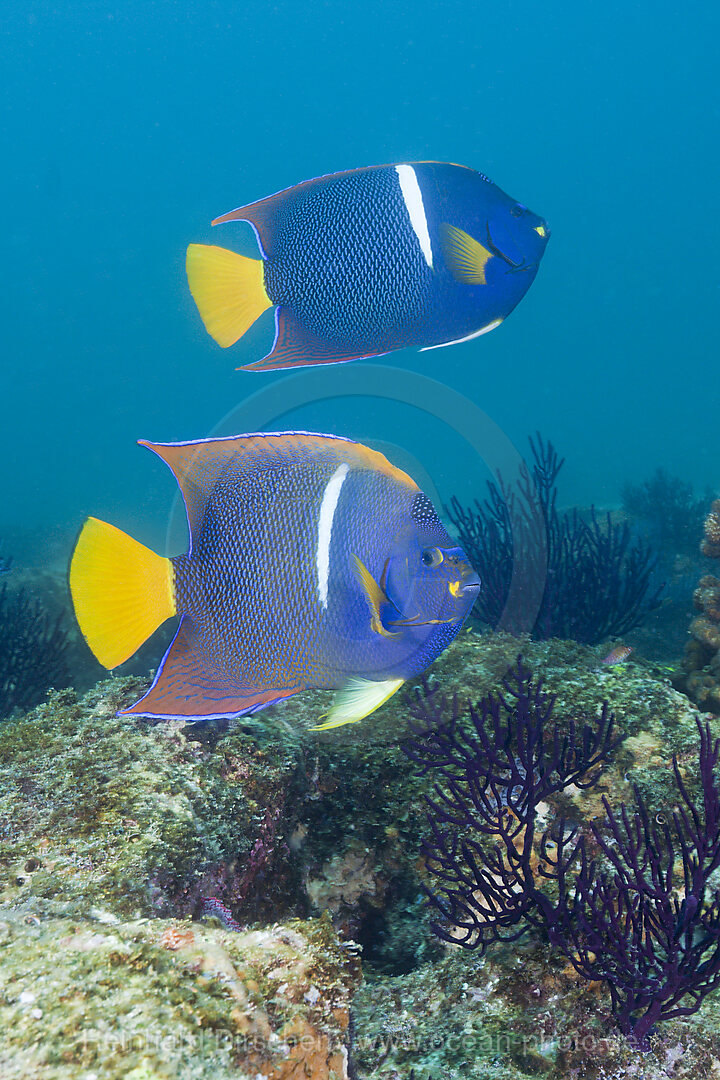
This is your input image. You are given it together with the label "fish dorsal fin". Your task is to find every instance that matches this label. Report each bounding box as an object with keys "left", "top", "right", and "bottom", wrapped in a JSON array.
[
  {"left": 440, "top": 223, "right": 494, "bottom": 285},
  {"left": 211, "top": 165, "right": 390, "bottom": 260},
  {"left": 140, "top": 436, "right": 244, "bottom": 542},
  {"left": 121, "top": 617, "right": 300, "bottom": 720},
  {"left": 141, "top": 433, "right": 418, "bottom": 547},
  {"left": 311, "top": 676, "right": 405, "bottom": 730}
]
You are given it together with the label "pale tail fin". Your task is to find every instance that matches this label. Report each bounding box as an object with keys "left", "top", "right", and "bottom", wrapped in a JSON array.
[
  {"left": 69, "top": 517, "right": 175, "bottom": 669},
  {"left": 186, "top": 243, "right": 272, "bottom": 348}
]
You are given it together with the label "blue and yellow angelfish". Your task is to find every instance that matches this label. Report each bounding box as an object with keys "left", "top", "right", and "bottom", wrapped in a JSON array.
[
  {"left": 187, "top": 162, "right": 550, "bottom": 370},
  {"left": 69, "top": 431, "right": 480, "bottom": 727}
]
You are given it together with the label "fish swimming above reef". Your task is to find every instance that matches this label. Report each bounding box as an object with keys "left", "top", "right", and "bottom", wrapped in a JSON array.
[
  {"left": 601, "top": 645, "right": 634, "bottom": 666},
  {"left": 186, "top": 162, "right": 550, "bottom": 371},
  {"left": 69, "top": 432, "right": 480, "bottom": 727}
]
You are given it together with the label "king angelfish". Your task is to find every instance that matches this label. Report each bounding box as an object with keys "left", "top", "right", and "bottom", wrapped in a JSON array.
[
  {"left": 186, "top": 162, "right": 550, "bottom": 371},
  {"left": 69, "top": 431, "right": 480, "bottom": 728}
]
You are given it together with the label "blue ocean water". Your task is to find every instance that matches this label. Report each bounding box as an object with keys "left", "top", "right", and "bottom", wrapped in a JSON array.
[{"left": 2, "top": 0, "right": 718, "bottom": 565}]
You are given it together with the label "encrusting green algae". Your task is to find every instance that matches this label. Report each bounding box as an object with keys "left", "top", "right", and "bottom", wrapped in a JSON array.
[
  {"left": 0, "top": 912, "right": 359, "bottom": 1080},
  {"left": 4, "top": 631, "right": 720, "bottom": 1078}
]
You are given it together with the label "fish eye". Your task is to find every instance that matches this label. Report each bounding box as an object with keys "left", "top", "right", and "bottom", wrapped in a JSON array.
[
  {"left": 421, "top": 547, "right": 443, "bottom": 568},
  {"left": 510, "top": 204, "right": 525, "bottom": 218}
]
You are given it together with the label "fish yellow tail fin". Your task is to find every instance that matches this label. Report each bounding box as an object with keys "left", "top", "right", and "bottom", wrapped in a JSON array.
[
  {"left": 186, "top": 243, "right": 272, "bottom": 348},
  {"left": 69, "top": 517, "right": 176, "bottom": 670}
]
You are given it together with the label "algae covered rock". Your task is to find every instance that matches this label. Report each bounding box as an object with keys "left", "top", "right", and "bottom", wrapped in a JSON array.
[
  {"left": 0, "top": 678, "right": 299, "bottom": 923},
  {"left": 0, "top": 910, "right": 359, "bottom": 1080},
  {"left": 4, "top": 631, "right": 720, "bottom": 1077},
  {"left": 352, "top": 935, "right": 720, "bottom": 1080},
  {"left": 0, "top": 675, "right": 360, "bottom": 1078}
]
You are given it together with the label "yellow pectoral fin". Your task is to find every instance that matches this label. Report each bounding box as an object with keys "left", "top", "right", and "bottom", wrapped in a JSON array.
[
  {"left": 311, "top": 677, "right": 405, "bottom": 730},
  {"left": 186, "top": 243, "right": 272, "bottom": 348},
  {"left": 440, "top": 223, "right": 493, "bottom": 285},
  {"left": 352, "top": 554, "right": 399, "bottom": 638}
]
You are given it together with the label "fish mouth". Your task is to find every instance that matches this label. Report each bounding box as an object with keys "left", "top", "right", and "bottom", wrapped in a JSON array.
[
  {"left": 457, "top": 571, "right": 481, "bottom": 596},
  {"left": 454, "top": 560, "right": 481, "bottom": 595},
  {"left": 485, "top": 223, "right": 536, "bottom": 274}
]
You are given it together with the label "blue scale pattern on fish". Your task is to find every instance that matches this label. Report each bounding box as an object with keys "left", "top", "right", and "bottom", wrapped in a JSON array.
[{"left": 264, "top": 169, "right": 429, "bottom": 351}]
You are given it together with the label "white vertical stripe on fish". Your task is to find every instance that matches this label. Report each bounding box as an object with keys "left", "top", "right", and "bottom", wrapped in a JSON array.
[
  {"left": 395, "top": 164, "right": 433, "bottom": 269},
  {"left": 316, "top": 463, "right": 350, "bottom": 608}
]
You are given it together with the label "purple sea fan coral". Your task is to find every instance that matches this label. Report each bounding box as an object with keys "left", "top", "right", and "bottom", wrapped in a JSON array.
[
  {"left": 405, "top": 661, "right": 720, "bottom": 1049},
  {"left": 403, "top": 658, "right": 618, "bottom": 948},
  {"left": 559, "top": 718, "right": 720, "bottom": 1048},
  {"left": 447, "top": 435, "right": 662, "bottom": 643}
]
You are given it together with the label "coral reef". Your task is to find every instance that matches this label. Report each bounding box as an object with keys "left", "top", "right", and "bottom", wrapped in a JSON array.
[
  {"left": 702, "top": 500, "right": 720, "bottom": 560},
  {"left": 351, "top": 935, "right": 720, "bottom": 1080},
  {"left": 4, "top": 632, "right": 720, "bottom": 1076},
  {"left": 447, "top": 435, "right": 662, "bottom": 644},
  {"left": 678, "top": 499, "right": 720, "bottom": 712},
  {"left": 0, "top": 560, "right": 71, "bottom": 719},
  {"left": 408, "top": 661, "right": 720, "bottom": 1048}
]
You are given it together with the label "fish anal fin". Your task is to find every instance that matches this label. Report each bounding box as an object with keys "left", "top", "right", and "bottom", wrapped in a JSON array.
[
  {"left": 121, "top": 619, "right": 300, "bottom": 720},
  {"left": 239, "top": 307, "right": 388, "bottom": 372},
  {"left": 440, "top": 223, "right": 493, "bottom": 285},
  {"left": 311, "top": 677, "right": 405, "bottom": 730}
]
